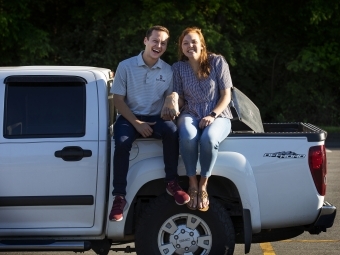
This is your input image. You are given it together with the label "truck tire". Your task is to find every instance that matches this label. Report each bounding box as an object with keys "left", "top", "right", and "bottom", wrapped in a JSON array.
[{"left": 135, "top": 192, "right": 235, "bottom": 255}]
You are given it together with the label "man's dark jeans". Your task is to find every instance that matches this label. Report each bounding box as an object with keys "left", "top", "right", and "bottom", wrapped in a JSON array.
[{"left": 112, "top": 115, "right": 179, "bottom": 196}]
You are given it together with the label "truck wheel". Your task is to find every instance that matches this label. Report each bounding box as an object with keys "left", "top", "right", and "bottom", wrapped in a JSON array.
[{"left": 135, "top": 192, "right": 235, "bottom": 255}]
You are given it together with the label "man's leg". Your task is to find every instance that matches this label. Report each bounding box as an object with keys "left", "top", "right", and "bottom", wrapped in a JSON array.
[
  {"left": 150, "top": 115, "right": 190, "bottom": 205},
  {"left": 110, "top": 115, "right": 139, "bottom": 221},
  {"left": 112, "top": 115, "right": 139, "bottom": 195}
]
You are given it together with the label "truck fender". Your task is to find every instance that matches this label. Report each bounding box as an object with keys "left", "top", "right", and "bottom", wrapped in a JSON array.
[
  {"left": 106, "top": 157, "right": 166, "bottom": 238},
  {"left": 209, "top": 151, "right": 261, "bottom": 233},
  {"left": 106, "top": 152, "right": 261, "bottom": 237}
]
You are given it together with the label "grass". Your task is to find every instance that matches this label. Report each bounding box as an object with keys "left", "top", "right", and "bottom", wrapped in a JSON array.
[{"left": 319, "top": 126, "right": 340, "bottom": 134}]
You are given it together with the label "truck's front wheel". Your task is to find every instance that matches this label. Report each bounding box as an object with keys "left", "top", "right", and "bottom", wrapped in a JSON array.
[{"left": 135, "top": 193, "right": 235, "bottom": 255}]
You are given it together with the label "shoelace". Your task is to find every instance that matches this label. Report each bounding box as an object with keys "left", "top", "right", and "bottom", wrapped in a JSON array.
[
  {"left": 168, "top": 181, "right": 181, "bottom": 192},
  {"left": 112, "top": 197, "right": 125, "bottom": 210}
]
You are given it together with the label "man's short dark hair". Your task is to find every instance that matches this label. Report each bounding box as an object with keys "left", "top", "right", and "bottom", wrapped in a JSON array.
[{"left": 145, "top": 25, "right": 170, "bottom": 39}]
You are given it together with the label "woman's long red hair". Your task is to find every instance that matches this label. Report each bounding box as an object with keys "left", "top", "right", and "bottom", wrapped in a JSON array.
[{"left": 178, "top": 27, "right": 211, "bottom": 79}]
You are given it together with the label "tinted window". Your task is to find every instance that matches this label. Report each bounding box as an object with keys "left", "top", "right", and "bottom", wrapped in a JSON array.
[{"left": 4, "top": 78, "right": 86, "bottom": 138}]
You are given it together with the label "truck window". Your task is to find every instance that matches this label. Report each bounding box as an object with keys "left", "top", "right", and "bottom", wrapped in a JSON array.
[{"left": 3, "top": 76, "right": 86, "bottom": 138}]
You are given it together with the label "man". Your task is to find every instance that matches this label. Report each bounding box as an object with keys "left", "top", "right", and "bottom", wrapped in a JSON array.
[{"left": 109, "top": 25, "right": 190, "bottom": 221}]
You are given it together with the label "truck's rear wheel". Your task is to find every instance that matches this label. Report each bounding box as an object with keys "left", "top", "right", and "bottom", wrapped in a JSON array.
[{"left": 135, "top": 192, "right": 235, "bottom": 255}]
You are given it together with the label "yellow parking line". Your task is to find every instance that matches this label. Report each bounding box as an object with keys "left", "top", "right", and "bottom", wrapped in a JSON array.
[
  {"left": 260, "top": 242, "right": 276, "bottom": 255},
  {"left": 259, "top": 240, "right": 339, "bottom": 254},
  {"left": 281, "top": 239, "right": 340, "bottom": 243}
]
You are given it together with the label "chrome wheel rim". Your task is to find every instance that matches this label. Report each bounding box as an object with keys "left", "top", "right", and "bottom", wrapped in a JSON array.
[{"left": 157, "top": 213, "right": 212, "bottom": 255}]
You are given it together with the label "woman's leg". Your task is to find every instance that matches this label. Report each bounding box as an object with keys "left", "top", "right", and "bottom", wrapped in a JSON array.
[
  {"left": 187, "top": 175, "right": 198, "bottom": 209},
  {"left": 198, "top": 176, "right": 209, "bottom": 210},
  {"left": 177, "top": 114, "right": 201, "bottom": 209},
  {"left": 199, "top": 118, "right": 231, "bottom": 178},
  {"left": 177, "top": 114, "right": 201, "bottom": 177},
  {"left": 198, "top": 118, "right": 231, "bottom": 211}
]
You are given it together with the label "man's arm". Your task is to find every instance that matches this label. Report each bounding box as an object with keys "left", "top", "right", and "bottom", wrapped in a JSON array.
[{"left": 114, "top": 94, "right": 155, "bottom": 137}]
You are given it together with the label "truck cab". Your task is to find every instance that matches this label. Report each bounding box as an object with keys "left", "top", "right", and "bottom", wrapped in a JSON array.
[{"left": 0, "top": 66, "right": 111, "bottom": 243}]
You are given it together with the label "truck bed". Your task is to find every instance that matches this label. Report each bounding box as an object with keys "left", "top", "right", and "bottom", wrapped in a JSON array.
[{"left": 230, "top": 122, "right": 327, "bottom": 142}]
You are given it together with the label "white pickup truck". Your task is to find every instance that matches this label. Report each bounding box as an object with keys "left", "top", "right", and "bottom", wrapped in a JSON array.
[{"left": 0, "top": 66, "right": 336, "bottom": 255}]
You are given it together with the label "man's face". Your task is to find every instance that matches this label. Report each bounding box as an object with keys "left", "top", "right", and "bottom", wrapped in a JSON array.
[{"left": 144, "top": 30, "right": 169, "bottom": 60}]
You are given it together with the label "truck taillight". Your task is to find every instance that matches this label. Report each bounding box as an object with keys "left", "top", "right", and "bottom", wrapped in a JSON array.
[{"left": 308, "top": 145, "right": 327, "bottom": 196}]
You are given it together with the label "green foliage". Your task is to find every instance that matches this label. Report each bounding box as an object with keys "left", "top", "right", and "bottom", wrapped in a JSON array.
[
  {"left": 320, "top": 126, "right": 340, "bottom": 134},
  {"left": 228, "top": 0, "right": 340, "bottom": 126},
  {"left": 0, "top": 0, "right": 339, "bottom": 126},
  {"left": 0, "top": 0, "right": 52, "bottom": 65},
  {"left": 287, "top": 42, "right": 340, "bottom": 73}
]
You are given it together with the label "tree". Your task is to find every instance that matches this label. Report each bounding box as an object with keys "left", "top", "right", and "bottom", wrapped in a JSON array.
[
  {"left": 0, "top": 0, "right": 52, "bottom": 65},
  {"left": 0, "top": 0, "right": 339, "bottom": 125}
]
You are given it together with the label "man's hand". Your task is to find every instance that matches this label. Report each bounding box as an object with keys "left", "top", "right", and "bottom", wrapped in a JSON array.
[
  {"left": 135, "top": 121, "right": 156, "bottom": 138},
  {"left": 161, "top": 93, "right": 180, "bottom": 120}
]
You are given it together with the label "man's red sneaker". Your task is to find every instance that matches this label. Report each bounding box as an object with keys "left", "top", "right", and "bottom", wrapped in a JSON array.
[
  {"left": 166, "top": 180, "right": 190, "bottom": 205},
  {"left": 109, "top": 196, "right": 127, "bottom": 221}
]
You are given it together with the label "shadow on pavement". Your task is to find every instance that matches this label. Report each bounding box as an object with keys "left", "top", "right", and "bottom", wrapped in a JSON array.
[{"left": 325, "top": 133, "right": 340, "bottom": 149}]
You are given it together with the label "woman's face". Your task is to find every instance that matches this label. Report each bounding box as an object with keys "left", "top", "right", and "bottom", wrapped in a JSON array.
[{"left": 181, "top": 32, "right": 202, "bottom": 60}]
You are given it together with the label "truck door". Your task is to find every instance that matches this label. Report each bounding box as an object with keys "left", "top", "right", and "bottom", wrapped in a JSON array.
[{"left": 0, "top": 74, "right": 101, "bottom": 231}]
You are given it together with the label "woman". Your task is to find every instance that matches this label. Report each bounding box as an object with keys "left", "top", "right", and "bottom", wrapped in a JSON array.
[{"left": 172, "top": 27, "right": 233, "bottom": 211}]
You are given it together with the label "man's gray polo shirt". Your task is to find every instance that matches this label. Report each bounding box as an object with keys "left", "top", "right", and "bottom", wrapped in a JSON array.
[{"left": 110, "top": 51, "right": 173, "bottom": 116}]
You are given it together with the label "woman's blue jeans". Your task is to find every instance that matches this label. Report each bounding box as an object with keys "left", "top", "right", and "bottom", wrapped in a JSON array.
[
  {"left": 112, "top": 115, "right": 179, "bottom": 196},
  {"left": 177, "top": 114, "right": 231, "bottom": 177}
]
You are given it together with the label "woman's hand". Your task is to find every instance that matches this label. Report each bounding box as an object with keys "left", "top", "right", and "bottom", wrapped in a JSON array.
[{"left": 199, "top": 116, "right": 215, "bottom": 129}]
